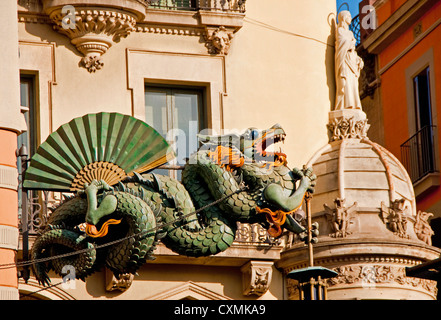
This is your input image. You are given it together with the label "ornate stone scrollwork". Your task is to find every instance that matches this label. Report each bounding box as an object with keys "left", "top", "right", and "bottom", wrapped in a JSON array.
[
  {"left": 205, "top": 26, "right": 234, "bottom": 55},
  {"left": 326, "top": 264, "right": 437, "bottom": 297},
  {"left": 327, "top": 116, "right": 370, "bottom": 141},
  {"left": 44, "top": 2, "right": 144, "bottom": 72},
  {"left": 324, "top": 198, "right": 357, "bottom": 238},
  {"left": 380, "top": 199, "right": 410, "bottom": 239},
  {"left": 240, "top": 261, "right": 273, "bottom": 296}
]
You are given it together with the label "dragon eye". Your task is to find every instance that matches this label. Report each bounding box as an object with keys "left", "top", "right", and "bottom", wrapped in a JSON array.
[{"left": 250, "top": 129, "right": 259, "bottom": 139}]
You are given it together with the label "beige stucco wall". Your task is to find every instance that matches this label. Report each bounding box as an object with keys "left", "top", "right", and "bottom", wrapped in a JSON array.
[{"left": 17, "top": 0, "right": 336, "bottom": 300}]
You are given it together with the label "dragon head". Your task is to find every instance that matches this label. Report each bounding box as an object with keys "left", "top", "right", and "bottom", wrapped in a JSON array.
[{"left": 198, "top": 124, "right": 287, "bottom": 169}]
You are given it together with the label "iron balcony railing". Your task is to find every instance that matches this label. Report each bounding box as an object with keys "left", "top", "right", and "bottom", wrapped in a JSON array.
[
  {"left": 400, "top": 125, "right": 437, "bottom": 183},
  {"left": 146, "top": 0, "right": 246, "bottom": 13}
]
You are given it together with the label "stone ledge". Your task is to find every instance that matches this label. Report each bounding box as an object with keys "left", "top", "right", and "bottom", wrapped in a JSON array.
[
  {"left": 150, "top": 242, "right": 282, "bottom": 267},
  {"left": 414, "top": 172, "right": 440, "bottom": 198}
]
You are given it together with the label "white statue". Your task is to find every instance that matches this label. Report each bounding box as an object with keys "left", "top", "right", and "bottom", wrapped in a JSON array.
[{"left": 334, "top": 11, "right": 364, "bottom": 110}]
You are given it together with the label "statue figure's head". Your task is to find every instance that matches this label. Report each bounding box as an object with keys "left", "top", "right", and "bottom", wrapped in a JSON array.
[{"left": 337, "top": 10, "right": 352, "bottom": 27}]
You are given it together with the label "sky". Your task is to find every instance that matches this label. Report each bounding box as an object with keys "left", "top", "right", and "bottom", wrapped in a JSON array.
[{"left": 336, "top": 0, "right": 361, "bottom": 18}]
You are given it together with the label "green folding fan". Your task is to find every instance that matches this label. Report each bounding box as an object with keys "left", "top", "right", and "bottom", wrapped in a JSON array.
[{"left": 23, "top": 112, "right": 175, "bottom": 192}]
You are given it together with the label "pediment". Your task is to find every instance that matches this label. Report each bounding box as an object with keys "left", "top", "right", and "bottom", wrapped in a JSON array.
[{"left": 145, "top": 281, "right": 232, "bottom": 300}]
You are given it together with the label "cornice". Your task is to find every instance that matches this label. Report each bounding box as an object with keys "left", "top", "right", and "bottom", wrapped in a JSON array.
[{"left": 363, "top": 0, "right": 439, "bottom": 54}]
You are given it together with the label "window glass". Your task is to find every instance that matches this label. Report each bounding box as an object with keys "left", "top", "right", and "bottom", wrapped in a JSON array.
[{"left": 145, "top": 86, "right": 204, "bottom": 179}]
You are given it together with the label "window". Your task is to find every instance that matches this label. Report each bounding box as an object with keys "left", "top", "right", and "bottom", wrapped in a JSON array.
[
  {"left": 145, "top": 85, "right": 205, "bottom": 179},
  {"left": 414, "top": 67, "right": 432, "bottom": 131},
  {"left": 401, "top": 66, "right": 437, "bottom": 183},
  {"left": 18, "top": 75, "right": 37, "bottom": 220},
  {"left": 412, "top": 67, "right": 435, "bottom": 178},
  {"left": 18, "top": 75, "right": 37, "bottom": 156}
]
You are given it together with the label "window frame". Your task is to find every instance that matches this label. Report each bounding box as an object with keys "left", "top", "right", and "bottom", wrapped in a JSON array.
[
  {"left": 404, "top": 48, "right": 440, "bottom": 194},
  {"left": 144, "top": 83, "right": 206, "bottom": 179}
]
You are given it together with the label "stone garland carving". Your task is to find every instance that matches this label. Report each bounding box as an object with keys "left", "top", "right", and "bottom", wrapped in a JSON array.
[
  {"left": 205, "top": 26, "right": 234, "bottom": 55},
  {"left": 324, "top": 198, "right": 357, "bottom": 238},
  {"left": 414, "top": 210, "right": 435, "bottom": 246},
  {"left": 325, "top": 264, "right": 437, "bottom": 296},
  {"left": 380, "top": 199, "right": 410, "bottom": 239},
  {"left": 327, "top": 116, "right": 370, "bottom": 141}
]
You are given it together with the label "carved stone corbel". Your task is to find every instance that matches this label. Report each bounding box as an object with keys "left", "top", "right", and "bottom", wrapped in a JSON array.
[
  {"left": 324, "top": 198, "right": 357, "bottom": 238},
  {"left": 240, "top": 261, "right": 273, "bottom": 296},
  {"left": 105, "top": 268, "right": 134, "bottom": 292},
  {"left": 204, "top": 26, "right": 234, "bottom": 55},
  {"left": 43, "top": 1, "right": 145, "bottom": 72}
]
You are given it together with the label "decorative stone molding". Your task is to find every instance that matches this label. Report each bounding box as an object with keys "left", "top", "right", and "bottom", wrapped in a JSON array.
[
  {"left": 414, "top": 210, "right": 435, "bottom": 245},
  {"left": 43, "top": 1, "right": 145, "bottom": 72},
  {"left": 235, "top": 222, "right": 280, "bottom": 245},
  {"left": 205, "top": 26, "right": 234, "bottom": 55},
  {"left": 326, "top": 264, "right": 437, "bottom": 297},
  {"left": 0, "top": 225, "right": 19, "bottom": 250},
  {"left": 240, "top": 261, "right": 273, "bottom": 296},
  {"left": 380, "top": 199, "right": 410, "bottom": 239},
  {"left": 105, "top": 268, "right": 134, "bottom": 292},
  {"left": 136, "top": 24, "right": 202, "bottom": 36},
  {"left": 0, "top": 165, "right": 18, "bottom": 191},
  {"left": 327, "top": 115, "right": 370, "bottom": 141},
  {"left": 323, "top": 198, "right": 357, "bottom": 238},
  {"left": 145, "top": 281, "right": 232, "bottom": 300}
]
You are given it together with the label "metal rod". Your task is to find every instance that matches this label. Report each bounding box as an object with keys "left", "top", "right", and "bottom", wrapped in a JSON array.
[{"left": 305, "top": 192, "right": 314, "bottom": 267}]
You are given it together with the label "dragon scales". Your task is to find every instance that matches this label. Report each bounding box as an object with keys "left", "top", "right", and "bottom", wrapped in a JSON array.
[{"left": 24, "top": 113, "right": 316, "bottom": 286}]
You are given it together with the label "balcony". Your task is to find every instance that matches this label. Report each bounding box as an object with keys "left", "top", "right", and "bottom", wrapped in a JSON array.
[
  {"left": 400, "top": 125, "right": 440, "bottom": 196},
  {"left": 147, "top": 0, "right": 246, "bottom": 13}
]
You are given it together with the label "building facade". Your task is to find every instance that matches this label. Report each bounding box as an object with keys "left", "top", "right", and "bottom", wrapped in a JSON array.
[
  {"left": 0, "top": 0, "right": 439, "bottom": 300},
  {"left": 6, "top": 0, "right": 336, "bottom": 300},
  {"left": 362, "top": 0, "right": 441, "bottom": 246}
]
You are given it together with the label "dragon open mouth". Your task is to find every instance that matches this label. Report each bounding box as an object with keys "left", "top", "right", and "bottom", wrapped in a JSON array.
[{"left": 253, "top": 125, "right": 287, "bottom": 166}]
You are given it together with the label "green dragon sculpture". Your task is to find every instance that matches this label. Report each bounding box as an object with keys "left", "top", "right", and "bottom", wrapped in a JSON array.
[{"left": 24, "top": 113, "right": 316, "bottom": 286}]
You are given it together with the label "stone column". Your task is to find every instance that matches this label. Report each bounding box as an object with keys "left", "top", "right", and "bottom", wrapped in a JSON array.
[{"left": 0, "top": 0, "right": 27, "bottom": 300}]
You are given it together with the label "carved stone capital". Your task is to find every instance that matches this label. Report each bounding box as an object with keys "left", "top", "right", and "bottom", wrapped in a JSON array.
[
  {"left": 240, "top": 261, "right": 273, "bottom": 296},
  {"left": 205, "top": 26, "right": 234, "bottom": 55},
  {"left": 43, "top": 1, "right": 145, "bottom": 72},
  {"left": 327, "top": 109, "right": 370, "bottom": 142},
  {"left": 327, "top": 116, "right": 370, "bottom": 142}
]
